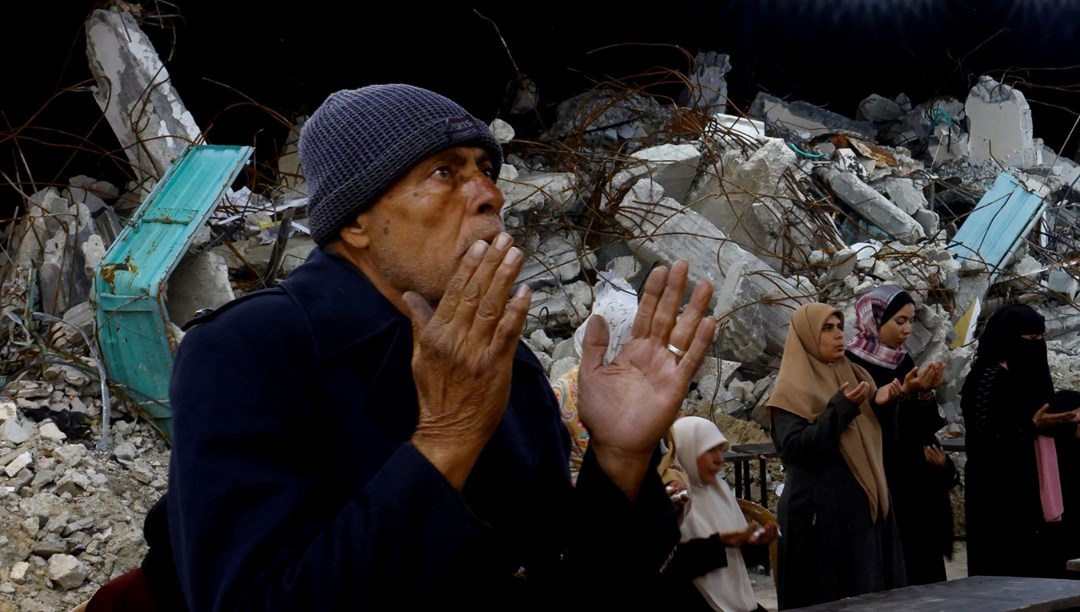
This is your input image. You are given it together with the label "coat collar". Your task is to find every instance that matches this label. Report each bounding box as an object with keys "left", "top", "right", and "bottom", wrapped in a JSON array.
[{"left": 279, "top": 246, "right": 407, "bottom": 360}]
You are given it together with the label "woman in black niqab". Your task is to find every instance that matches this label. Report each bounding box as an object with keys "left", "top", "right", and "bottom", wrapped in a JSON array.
[{"left": 960, "top": 303, "right": 1074, "bottom": 577}]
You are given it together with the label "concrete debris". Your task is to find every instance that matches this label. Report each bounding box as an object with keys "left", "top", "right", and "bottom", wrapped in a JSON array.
[
  {"left": 965, "top": 75, "right": 1041, "bottom": 169},
  {"left": 679, "top": 50, "right": 733, "bottom": 116},
  {"left": 817, "top": 165, "right": 926, "bottom": 244},
  {"left": 4, "top": 5, "right": 1080, "bottom": 608},
  {"left": 750, "top": 92, "right": 876, "bottom": 142},
  {"left": 84, "top": 7, "right": 203, "bottom": 196}
]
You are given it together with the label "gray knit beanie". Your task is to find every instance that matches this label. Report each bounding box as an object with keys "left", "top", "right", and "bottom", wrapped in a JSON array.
[{"left": 299, "top": 83, "right": 503, "bottom": 245}]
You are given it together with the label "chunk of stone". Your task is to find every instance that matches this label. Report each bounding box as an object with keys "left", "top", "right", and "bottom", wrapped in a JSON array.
[
  {"left": 613, "top": 178, "right": 811, "bottom": 363},
  {"left": 47, "top": 554, "right": 87, "bottom": 590},
  {"left": 39, "top": 422, "right": 67, "bottom": 442},
  {"left": 85, "top": 6, "right": 202, "bottom": 193},
  {"left": 965, "top": 75, "right": 1041, "bottom": 169},
  {"left": 4, "top": 452, "right": 32, "bottom": 477},
  {"left": 817, "top": 166, "right": 925, "bottom": 244}
]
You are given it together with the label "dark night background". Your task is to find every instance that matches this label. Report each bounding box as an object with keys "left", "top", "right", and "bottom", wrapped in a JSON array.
[{"left": 5, "top": 1, "right": 1080, "bottom": 219}]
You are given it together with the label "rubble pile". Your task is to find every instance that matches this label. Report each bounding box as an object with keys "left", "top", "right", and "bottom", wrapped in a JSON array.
[{"left": 3, "top": 5, "right": 1080, "bottom": 609}]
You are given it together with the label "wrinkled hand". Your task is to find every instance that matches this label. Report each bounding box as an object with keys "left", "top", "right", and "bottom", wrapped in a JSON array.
[
  {"left": 577, "top": 261, "right": 716, "bottom": 500},
  {"left": 924, "top": 444, "right": 947, "bottom": 469},
  {"left": 875, "top": 378, "right": 902, "bottom": 405},
  {"left": 1033, "top": 403, "right": 1080, "bottom": 430},
  {"left": 901, "top": 361, "right": 945, "bottom": 396},
  {"left": 404, "top": 234, "right": 532, "bottom": 490}
]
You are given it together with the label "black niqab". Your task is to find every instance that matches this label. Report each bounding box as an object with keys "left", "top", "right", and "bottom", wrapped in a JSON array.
[{"left": 964, "top": 303, "right": 1054, "bottom": 406}]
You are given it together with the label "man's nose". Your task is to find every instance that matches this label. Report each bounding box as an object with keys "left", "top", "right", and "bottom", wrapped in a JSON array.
[{"left": 466, "top": 171, "right": 505, "bottom": 216}]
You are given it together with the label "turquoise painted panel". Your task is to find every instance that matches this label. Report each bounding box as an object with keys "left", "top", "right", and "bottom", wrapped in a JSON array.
[
  {"left": 92, "top": 144, "right": 254, "bottom": 437},
  {"left": 948, "top": 172, "right": 1046, "bottom": 284}
]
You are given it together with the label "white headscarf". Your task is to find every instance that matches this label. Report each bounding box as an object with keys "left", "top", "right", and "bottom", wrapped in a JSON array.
[{"left": 672, "top": 416, "right": 759, "bottom": 612}]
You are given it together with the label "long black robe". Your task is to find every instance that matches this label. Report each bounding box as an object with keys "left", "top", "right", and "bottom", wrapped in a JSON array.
[
  {"left": 960, "top": 304, "right": 1059, "bottom": 579},
  {"left": 961, "top": 363, "right": 1060, "bottom": 578},
  {"left": 770, "top": 393, "right": 906, "bottom": 609},
  {"left": 847, "top": 351, "right": 958, "bottom": 585}
]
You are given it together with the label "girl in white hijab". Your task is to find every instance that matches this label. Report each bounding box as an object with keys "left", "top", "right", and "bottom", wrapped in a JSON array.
[{"left": 669, "top": 416, "right": 776, "bottom": 612}]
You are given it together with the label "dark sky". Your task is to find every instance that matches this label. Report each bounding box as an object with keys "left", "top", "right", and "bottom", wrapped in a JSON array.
[{"left": 5, "top": 1, "right": 1080, "bottom": 218}]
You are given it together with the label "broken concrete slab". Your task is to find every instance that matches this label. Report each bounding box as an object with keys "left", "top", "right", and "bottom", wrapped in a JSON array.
[
  {"left": 749, "top": 92, "right": 876, "bottom": 141},
  {"left": 610, "top": 143, "right": 702, "bottom": 205},
  {"left": 689, "top": 136, "right": 830, "bottom": 271},
  {"left": 679, "top": 50, "right": 732, "bottom": 115},
  {"left": 965, "top": 75, "right": 1041, "bottom": 169},
  {"left": 164, "top": 251, "right": 236, "bottom": 328},
  {"left": 817, "top": 165, "right": 925, "bottom": 244},
  {"left": 613, "top": 178, "right": 811, "bottom": 363},
  {"left": 85, "top": 6, "right": 203, "bottom": 194},
  {"left": 501, "top": 171, "right": 580, "bottom": 215}
]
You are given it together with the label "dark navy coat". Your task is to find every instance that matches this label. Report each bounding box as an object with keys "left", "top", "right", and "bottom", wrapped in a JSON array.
[{"left": 156, "top": 246, "right": 678, "bottom": 611}]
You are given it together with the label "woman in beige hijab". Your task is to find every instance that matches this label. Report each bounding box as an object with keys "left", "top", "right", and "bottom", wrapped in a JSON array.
[{"left": 768, "top": 303, "right": 905, "bottom": 609}]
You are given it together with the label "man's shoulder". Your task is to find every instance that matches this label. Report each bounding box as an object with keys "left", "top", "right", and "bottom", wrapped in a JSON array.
[{"left": 180, "top": 286, "right": 291, "bottom": 331}]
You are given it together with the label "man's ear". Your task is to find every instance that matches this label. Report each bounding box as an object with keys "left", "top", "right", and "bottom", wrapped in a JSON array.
[{"left": 338, "top": 214, "right": 371, "bottom": 249}]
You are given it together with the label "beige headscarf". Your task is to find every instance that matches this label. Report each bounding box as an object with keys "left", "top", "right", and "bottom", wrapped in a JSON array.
[{"left": 768, "top": 303, "right": 890, "bottom": 522}]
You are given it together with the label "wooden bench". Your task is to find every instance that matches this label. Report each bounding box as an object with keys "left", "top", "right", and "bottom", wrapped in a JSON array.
[{"left": 788, "top": 575, "right": 1080, "bottom": 611}]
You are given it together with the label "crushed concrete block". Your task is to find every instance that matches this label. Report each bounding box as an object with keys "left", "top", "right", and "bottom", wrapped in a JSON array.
[
  {"left": 85, "top": 6, "right": 202, "bottom": 194},
  {"left": 924, "top": 98, "right": 970, "bottom": 164},
  {"left": 817, "top": 166, "right": 925, "bottom": 244},
  {"left": 63, "top": 185, "right": 108, "bottom": 216},
  {"left": 55, "top": 471, "right": 91, "bottom": 497},
  {"left": 881, "top": 177, "right": 927, "bottom": 216},
  {"left": 0, "top": 398, "right": 15, "bottom": 422},
  {"left": 491, "top": 117, "right": 516, "bottom": 144},
  {"left": 535, "top": 232, "right": 592, "bottom": 283},
  {"left": 548, "top": 356, "right": 577, "bottom": 383},
  {"left": 679, "top": 50, "right": 731, "bottom": 115},
  {"left": 4, "top": 452, "right": 32, "bottom": 477},
  {"left": 46, "top": 554, "right": 87, "bottom": 590},
  {"left": 38, "top": 422, "right": 67, "bottom": 442},
  {"left": 38, "top": 200, "right": 94, "bottom": 316},
  {"left": 613, "top": 178, "right": 810, "bottom": 363},
  {"left": 501, "top": 171, "right": 578, "bottom": 215},
  {"left": 812, "top": 247, "right": 859, "bottom": 284},
  {"left": 965, "top": 75, "right": 1040, "bottom": 169},
  {"left": 750, "top": 92, "right": 875, "bottom": 141},
  {"left": 611, "top": 143, "right": 701, "bottom": 204},
  {"left": 10, "top": 561, "right": 29, "bottom": 584},
  {"left": 913, "top": 208, "right": 941, "bottom": 237},
  {"left": 1, "top": 419, "right": 30, "bottom": 445},
  {"left": 165, "top": 251, "right": 236, "bottom": 328},
  {"left": 707, "top": 113, "right": 767, "bottom": 143},
  {"left": 526, "top": 280, "right": 593, "bottom": 335},
  {"left": 690, "top": 137, "right": 828, "bottom": 270},
  {"left": 1048, "top": 268, "right": 1080, "bottom": 299}
]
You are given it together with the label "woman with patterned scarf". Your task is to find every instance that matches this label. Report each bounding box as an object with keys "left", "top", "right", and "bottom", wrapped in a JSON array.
[
  {"left": 960, "top": 303, "right": 1080, "bottom": 578},
  {"left": 845, "top": 285, "right": 956, "bottom": 586},
  {"left": 767, "top": 303, "right": 905, "bottom": 609}
]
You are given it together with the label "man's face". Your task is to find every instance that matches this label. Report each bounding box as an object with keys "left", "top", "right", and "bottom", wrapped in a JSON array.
[{"left": 342, "top": 145, "right": 506, "bottom": 306}]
